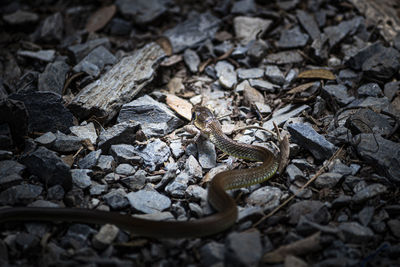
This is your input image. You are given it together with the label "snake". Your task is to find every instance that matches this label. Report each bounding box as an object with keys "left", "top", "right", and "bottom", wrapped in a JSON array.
[{"left": 0, "top": 106, "right": 278, "bottom": 238}]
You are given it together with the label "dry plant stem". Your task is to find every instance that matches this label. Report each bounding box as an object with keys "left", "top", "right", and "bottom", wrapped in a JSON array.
[
  {"left": 273, "top": 122, "right": 290, "bottom": 174},
  {"left": 253, "top": 146, "right": 344, "bottom": 227}
]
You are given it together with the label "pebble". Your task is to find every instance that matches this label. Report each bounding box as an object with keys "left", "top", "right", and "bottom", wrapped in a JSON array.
[
  {"left": 70, "top": 122, "right": 98, "bottom": 144},
  {"left": 265, "top": 65, "right": 285, "bottom": 85},
  {"left": 233, "top": 16, "right": 272, "bottom": 44},
  {"left": 226, "top": 230, "right": 262, "bottom": 266},
  {"left": 71, "top": 169, "right": 92, "bottom": 189},
  {"left": 247, "top": 186, "right": 282, "bottom": 212},
  {"left": 126, "top": 187, "right": 171, "bottom": 214},
  {"left": 277, "top": 26, "right": 309, "bottom": 48},
  {"left": 103, "top": 189, "right": 129, "bottom": 209},
  {"left": 338, "top": 222, "right": 374, "bottom": 243},
  {"left": 183, "top": 49, "right": 200, "bottom": 73}
]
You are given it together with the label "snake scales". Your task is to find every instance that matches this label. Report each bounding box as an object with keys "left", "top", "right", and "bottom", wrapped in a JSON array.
[{"left": 0, "top": 106, "right": 278, "bottom": 238}]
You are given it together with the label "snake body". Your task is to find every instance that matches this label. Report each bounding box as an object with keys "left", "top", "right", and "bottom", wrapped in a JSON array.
[{"left": 0, "top": 106, "right": 278, "bottom": 238}]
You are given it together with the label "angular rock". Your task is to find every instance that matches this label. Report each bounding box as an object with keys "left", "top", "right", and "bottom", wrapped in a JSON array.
[
  {"left": 78, "top": 149, "right": 102, "bottom": 169},
  {"left": 383, "top": 81, "right": 399, "bottom": 101},
  {"left": 37, "top": 12, "right": 64, "bottom": 43},
  {"left": 197, "top": 139, "right": 216, "bottom": 169},
  {"left": 70, "top": 122, "right": 97, "bottom": 144},
  {"left": 352, "top": 183, "right": 388, "bottom": 203},
  {"left": 322, "top": 84, "right": 355, "bottom": 106},
  {"left": 183, "top": 49, "right": 200, "bottom": 73},
  {"left": 10, "top": 91, "right": 74, "bottom": 134},
  {"left": 164, "top": 12, "right": 220, "bottom": 53},
  {"left": 231, "top": 0, "right": 256, "bottom": 14},
  {"left": 324, "top": 17, "right": 362, "bottom": 48},
  {"left": 0, "top": 99, "right": 28, "bottom": 146},
  {"left": 117, "top": 95, "right": 183, "bottom": 137},
  {"left": 237, "top": 68, "right": 264, "bottom": 80},
  {"left": 71, "top": 169, "right": 92, "bottom": 189},
  {"left": 73, "top": 46, "right": 117, "bottom": 77},
  {"left": 126, "top": 187, "right": 171, "bottom": 214},
  {"left": 20, "top": 146, "right": 72, "bottom": 190},
  {"left": 0, "top": 184, "right": 42, "bottom": 205},
  {"left": 277, "top": 26, "right": 309, "bottom": 48},
  {"left": 265, "top": 65, "right": 285, "bottom": 85},
  {"left": 247, "top": 40, "right": 269, "bottom": 62},
  {"left": 346, "top": 109, "right": 393, "bottom": 136},
  {"left": 287, "top": 123, "right": 336, "bottom": 160},
  {"left": 200, "top": 241, "right": 225, "bottom": 266},
  {"left": 116, "top": 0, "right": 167, "bottom": 24},
  {"left": 314, "top": 172, "right": 343, "bottom": 189},
  {"left": 355, "top": 134, "right": 400, "bottom": 183},
  {"left": 17, "top": 49, "right": 56, "bottom": 62},
  {"left": 233, "top": 16, "right": 272, "bottom": 44},
  {"left": 38, "top": 61, "right": 70, "bottom": 95},
  {"left": 296, "top": 10, "right": 321, "bottom": 40},
  {"left": 338, "top": 222, "right": 374, "bottom": 243},
  {"left": 95, "top": 155, "right": 114, "bottom": 172},
  {"left": 69, "top": 43, "right": 165, "bottom": 122},
  {"left": 262, "top": 104, "right": 309, "bottom": 130},
  {"left": 265, "top": 50, "right": 303, "bottom": 65},
  {"left": 226, "top": 230, "right": 262, "bottom": 266},
  {"left": 67, "top": 38, "right": 111, "bottom": 63},
  {"left": 3, "top": 10, "right": 39, "bottom": 26},
  {"left": 249, "top": 79, "right": 279, "bottom": 92},
  {"left": 115, "top": 163, "right": 136, "bottom": 176},
  {"left": 97, "top": 121, "right": 140, "bottom": 152},
  {"left": 92, "top": 224, "right": 119, "bottom": 250},
  {"left": 247, "top": 186, "right": 282, "bottom": 212},
  {"left": 0, "top": 160, "right": 25, "bottom": 187},
  {"left": 51, "top": 131, "right": 84, "bottom": 153},
  {"left": 357, "top": 83, "right": 382, "bottom": 97},
  {"left": 103, "top": 189, "right": 129, "bottom": 209},
  {"left": 110, "top": 144, "right": 141, "bottom": 164},
  {"left": 135, "top": 139, "right": 170, "bottom": 171}
]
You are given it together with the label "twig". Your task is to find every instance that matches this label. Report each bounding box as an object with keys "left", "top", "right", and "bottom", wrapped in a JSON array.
[{"left": 253, "top": 146, "right": 344, "bottom": 227}]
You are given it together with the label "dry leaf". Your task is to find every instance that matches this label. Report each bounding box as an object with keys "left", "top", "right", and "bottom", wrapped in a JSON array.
[
  {"left": 156, "top": 37, "right": 173, "bottom": 56},
  {"left": 287, "top": 82, "right": 315, "bottom": 95},
  {"left": 278, "top": 130, "right": 290, "bottom": 174},
  {"left": 166, "top": 94, "right": 193, "bottom": 121},
  {"left": 85, "top": 5, "right": 116, "bottom": 33},
  {"left": 167, "top": 77, "right": 185, "bottom": 94},
  {"left": 298, "top": 69, "right": 335, "bottom": 80}
]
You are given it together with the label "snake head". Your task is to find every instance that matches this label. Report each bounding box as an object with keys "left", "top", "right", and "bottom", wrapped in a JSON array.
[{"left": 192, "top": 105, "right": 216, "bottom": 135}]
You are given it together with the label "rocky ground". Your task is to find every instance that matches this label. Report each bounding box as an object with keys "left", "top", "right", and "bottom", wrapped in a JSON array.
[{"left": 0, "top": 0, "right": 400, "bottom": 266}]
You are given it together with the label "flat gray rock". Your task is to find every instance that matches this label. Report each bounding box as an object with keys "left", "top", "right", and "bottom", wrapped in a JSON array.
[
  {"left": 69, "top": 43, "right": 165, "bottom": 122},
  {"left": 38, "top": 61, "right": 70, "bottom": 95},
  {"left": 126, "top": 187, "right": 171, "bottom": 214}
]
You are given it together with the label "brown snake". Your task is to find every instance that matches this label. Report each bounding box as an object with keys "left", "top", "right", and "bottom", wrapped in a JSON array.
[{"left": 0, "top": 106, "right": 278, "bottom": 238}]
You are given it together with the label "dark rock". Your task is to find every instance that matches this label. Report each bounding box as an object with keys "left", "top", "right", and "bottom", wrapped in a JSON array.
[
  {"left": 383, "top": 81, "right": 399, "bottom": 101},
  {"left": 78, "top": 149, "right": 102, "bottom": 169},
  {"left": 357, "top": 83, "right": 382, "bottom": 98},
  {"left": 116, "top": 0, "right": 168, "bottom": 24},
  {"left": 95, "top": 155, "right": 114, "bottom": 172},
  {"left": 352, "top": 183, "right": 387, "bottom": 203},
  {"left": 97, "top": 121, "right": 140, "bottom": 152},
  {"left": 36, "top": 12, "right": 64, "bottom": 43},
  {"left": 0, "top": 99, "right": 27, "bottom": 146},
  {"left": 165, "top": 12, "right": 220, "bottom": 53},
  {"left": 249, "top": 79, "right": 278, "bottom": 92},
  {"left": 3, "top": 10, "right": 39, "bottom": 26},
  {"left": 277, "top": 0, "right": 300, "bottom": 10},
  {"left": 247, "top": 186, "right": 282, "bottom": 212},
  {"left": 15, "top": 233, "right": 39, "bottom": 252},
  {"left": 38, "top": 61, "right": 70, "bottom": 95},
  {"left": 103, "top": 189, "right": 129, "bottom": 210},
  {"left": 126, "top": 187, "right": 171, "bottom": 214},
  {"left": 330, "top": 160, "right": 353, "bottom": 176},
  {"left": 183, "top": 49, "right": 200, "bottom": 73},
  {"left": 314, "top": 172, "right": 342, "bottom": 189},
  {"left": 286, "top": 164, "right": 305, "bottom": 182},
  {"left": 262, "top": 104, "right": 309, "bottom": 130},
  {"left": 338, "top": 69, "right": 360, "bottom": 88},
  {"left": 0, "top": 150, "right": 13, "bottom": 161},
  {"left": 358, "top": 206, "right": 374, "bottom": 226},
  {"left": 50, "top": 131, "right": 83, "bottom": 153},
  {"left": 277, "top": 26, "right": 309, "bottom": 48},
  {"left": 265, "top": 65, "right": 285, "bottom": 85},
  {"left": 69, "top": 122, "right": 97, "bottom": 144},
  {"left": 120, "top": 169, "right": 146, "bottom": 190},
  {"left": 322, "top": 84, "right": 355, "bottom": 106},
  {"left": 338, "top": 222, "right": 374, "bottom": 243},
  {"left": 135, "top": 139, "right": 170, "bottom": 172},
  {"left": 200, "top": 241, "right": 225, "bottom": 266},
  {"left": 346, "top": 109, "right": 393, "bottom": 136},
  {"left": 107, "top": 18, "right": 132, "bottom": 36},
  {"left": 0, "top": 184, "right": 42, "bottom": 205},
  {"left": 0, "top": 160, "right": 25, "bottom": 188},
  {"left": 47, "top": 184, "right": 65, "bottom": 200},
  {"left": 20, "top": 146, "right": 72, "bottom": 190},
  {"left": 10, "top": 91, "right": 74, "bottom": 134},
  {"left": 0, "top": 124, "right": 12, "bottom": 149},
  {"left": 117, "top": 95, "right": 183, "bottom": 137},
  {"left": 225, "top": 230, "right": 262, "bottom": 267},
  {"left": 265, "top": 50, "right": 303, "bottom": 65},
  {"left": 214, "top": 41, "right": 234, "bottom": 56},
  {"left": 63, "top": 224, "right": 95, "bottom": 249},
  {"left": 231, "top": 0, "right": 256, "bottom": 14},
  {"left": 73, "top": 46, "right": 117, "bottom": 77},
  {"left": 110, "top": 144, "right": 141, "bottom": 164},
  {"left": 387, "top": 220, "right": 400, "bottom": 238},
  {"left": 355, "top": 134, "right": 400, "bottom": 183},
  {"left": 296, "top": 10, "right": 321, "bottom": 40},
  {"left": 89, "top": 182, "right": 108, "bottom": 196},
  {"left": 67, "top": 38, "right": 111, "bottom": 63},
  {"left": 237, "top": 68, "right": 264, "bottom": 80},
  {"left": 248, "top": 40, "right": 269, "bottom": 62},
  {"left": 287, "top": 200, "right": 325, "bottom": 224},
  {"left": 71, "top": 169, "right": 92, "bottom": 189},
  {"left": 311, "top": 33, "right": 329, "bottom": 60},
  {"left": 313, "top": 96, "right": 326, "bottom": 117},
  {"left": 324, "top": 17, "right": 362, "bottom": 48},
  {"left": 287, "top": 123, "right": 336, "bottom": 161},
  {"left": 332, "top": 195, "right": 352, "bottom": 208},
  {"left": 197, "top": 138, "right": 216, "bottom": 169},
  {"left": 115, "top": 163, "right": 136, "bottom": 176}
]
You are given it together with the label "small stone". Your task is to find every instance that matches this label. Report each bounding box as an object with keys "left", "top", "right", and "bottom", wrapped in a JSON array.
[
  {"left": 110, "top": 144, "right": 140, "bottom": 164},
  {"left": 387, "top": 220, "right": 400, "bottom": 238},
  {"left": 121, "top": 169, "right": 146, "bottom": 190},
  {"left": 183, "top": 49, "right": 200, "bottom": 73},
  {"left": 73, "top": 46, "right": 117, "bottom": 77},
  {"left": 0, "top": 184, "right": 42, "bottom": 205},
  {"left": 96, "top": 155, "right": 114, "bottom": 173},
  {"left": 265, "top": 65, "right": 285, "bottom": 85},
  {"left": 70, "top": 122, "right": 97, "bottom": 144},
  {"left": 287, "top": 123, "right": 336, "bottom": 161},
  {"left": 3, "top": 10, "right": 39, "bottom": 25},
  {"left": 200, "top": 241, "right": 225, "bottom": 266},
  {"left": 21, "top": 146, "right": 72, "bottom": 190},
  {"left": 15, "top": 233, "right": 39, "bottom": 252},
  {"left": 247, "top": 40, "right": 269, "bottom": 62},
  {"left": 322, "top": 84, "right": 355, "bottom": 106},
  {"left": 116, "top": 0, "right": 168, "bottom": 24},
  {"left": 135, "top": 139, "right": 170, "bottom": 171},
  {"left": 233, "top": 16, "right": 272, "bottom": 44},
  {"left": 296, "top": 10, "right": 321, "bottom": 40},
  {"left": 266, "top": 50, "right": 303, "bottom": 65},
  {"left": 247, "top": 186, "right": 282, "bottom": 212},
  {"left": 277, "top": 26, "right": 309, "bottom": 48},
  {"left": 67, "top": 38, "right": 111, "bottom": 63},
  {"left": 352, "top": 183, "right": 387, "bottom": 203},
  {"left": 249, "top": 79, "right": 279, "bottom": 92},
  {"left": 262, "top": 104, "right": 309, "bottom": 130},
  {"left": 330, "top": 160, "right": 353, "bottom": 176},
  {"left": 78, "top": 149, "right": 102, "bottom": 169},
  {"left": 197, "top": 139, "right": 216, "bottom": 169},
  {"left": 287, "top": 200, "right": 325, "bottom": 224},
  {"left": 324, "top": 17, "right": 362, "bottom": 48},
  {"left": 17, "top": 49, "right": 56, "bottom": 62},
  {"left": 92, "top": 224, "right": 119, "bottom": 250},
  {"left": 358, "top": 83, "right": 382, "bottom": 97},
  {"left": 126, "top": 187, "right": 171, "bottom": 214},
  {"left": 358, "top": 206, "right": 375, "bottom": 226},
  {"left": 226, "top": 230, "right": 262, "bottom": 266},
  {"left": 97, "top": 121, "right": 140, "bottom": 152},
  {"left": 107, "top": 18, "right": 131, "bottom": 35},
  {"left": 51, "top": 131, "right": 84, "bottom": 153},
  {"left": 286, "top": 164, "right": 304, "bottom": 182},
  {"left": 231, "top": 0, "right": 256, "bottom": 14},
  {"left": 0, "top": 160, "right": 25, "bottom": 187},
  {"left": 38, "top": 61, "right": 69, "bottom": 95},
  {"left": 215, "top": 61, "right": 237, "bottom": 89},
  {"left": 103, "top": 189, "right": 129, "bottom": 209},
  {"left": 237, "top": 68, "right": 264, "bottom": 80},
  {"left": 170, "top": 140, "right": 184, "bottom": 158},
  {"left": 383, "top": 81, "right": 399, "bottom": 101},
  {"left": 314, "top": 172, "right": 342, "bottom": 189},
  {"left": 115, "top": 163, "right": 136, "bottom": 176},
  {"left": 37, "top": 12, "right": 64, "bottom": 43},
  {"left": 89, "top": 182, "right": 108, "bottom": 196},
  {"left": 71, "top": 169, "right": 92, "bottom": 189},
  {"left": 338, "top": 222, "right": 374, "bottom": 243},
  {"left": 48, "top": 184, "right": 65, "bottom": 200}
]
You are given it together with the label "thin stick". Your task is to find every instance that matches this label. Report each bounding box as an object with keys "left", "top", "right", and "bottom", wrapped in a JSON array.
[{"left": 253, "top": 146, "right": 344, "bottom": 227}]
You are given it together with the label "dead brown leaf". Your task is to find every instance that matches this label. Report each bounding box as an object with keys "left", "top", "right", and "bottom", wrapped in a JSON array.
[
  {"left": 298, "top": 69, "right": 336, "bottom": 80},
  {"left": 156, "top": 37, "right": 173, "bottom": 56},
  {"left": 166, "top": 94, "right": 193, "bottom": 121},
  {"left": 85, "top": 5, "right": 116, "bottom": 33},
  {"left": 287, "top": 82, "right": 315, "bottom": 95}
]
